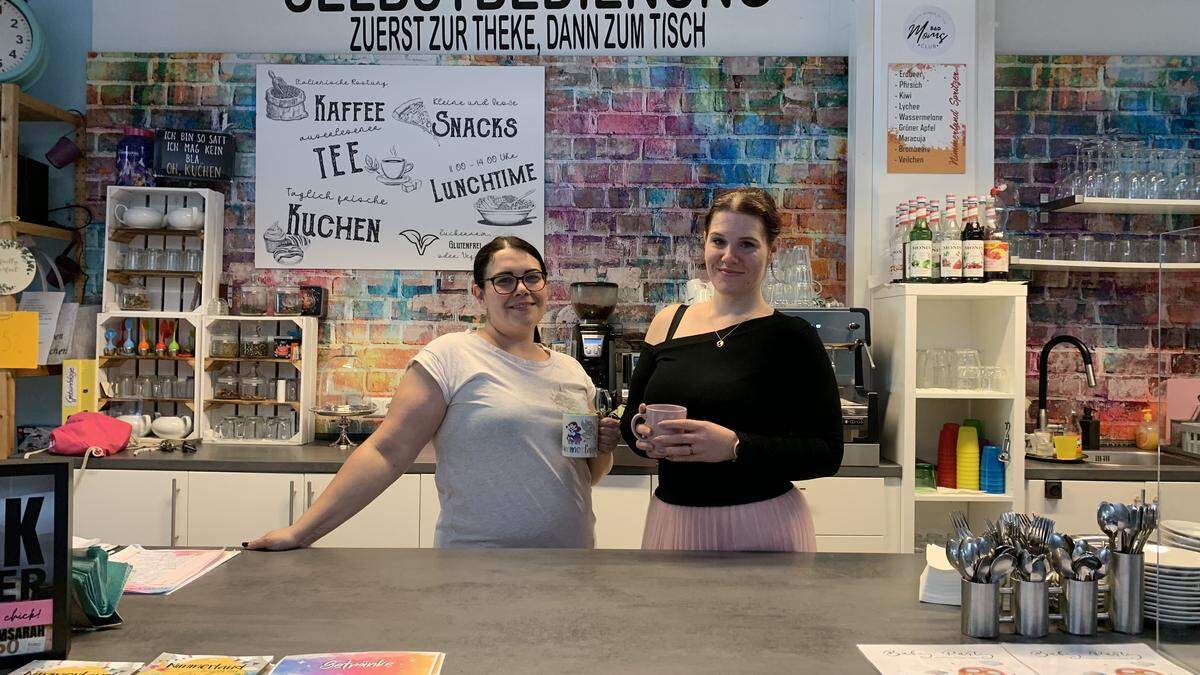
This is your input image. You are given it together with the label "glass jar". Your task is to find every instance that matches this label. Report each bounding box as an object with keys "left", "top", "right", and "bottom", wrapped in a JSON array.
[
  {"left": 237, "top": 285, "right": 269, "bottom": 316},
  {"left": 240, "top": 325, "right": 272, "bottom": 359},
  {"left": 240, "top": 365, "right": 268, "bottom": 400},
  {"left": 275, "top": 286, "right": 303, "bottom": 316},
  {"left": 209, "top": 322, "right": 239, "bottom": 358},
  {"left": 119, "top": 281, "right": 150, "bottom": 311},
  {"left": 215, "top": 367, "right": 241, "bottom": 400}
]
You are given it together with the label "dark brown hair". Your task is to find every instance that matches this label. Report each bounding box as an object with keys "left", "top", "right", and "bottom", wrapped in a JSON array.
[
  {"left": 472, "top": 236, "right": 548, "bottom": 287},
  {"left": 703, "top": 187, "right": 782, "bottom": 247}
]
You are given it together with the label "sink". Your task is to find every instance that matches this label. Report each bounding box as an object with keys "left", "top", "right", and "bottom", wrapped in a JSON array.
[{"left": 1084, "top": 449, "right": 1200, "bottom": 467}]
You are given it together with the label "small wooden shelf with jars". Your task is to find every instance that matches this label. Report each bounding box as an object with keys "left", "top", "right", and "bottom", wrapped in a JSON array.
[{"left": 198, "top": 315, "right": 317, "bottom": 445}]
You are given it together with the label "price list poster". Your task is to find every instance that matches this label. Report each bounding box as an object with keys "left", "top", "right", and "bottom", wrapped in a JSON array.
[{"left": 886, "top": 63, "right": 967, "bottom": 174}]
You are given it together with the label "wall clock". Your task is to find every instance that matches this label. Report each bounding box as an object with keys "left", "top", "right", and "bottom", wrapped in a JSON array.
[{"left": 0, "top": 0, "right": 47, "bottom": 89}]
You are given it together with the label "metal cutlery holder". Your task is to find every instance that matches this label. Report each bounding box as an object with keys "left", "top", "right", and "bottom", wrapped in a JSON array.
[
  {"left": 961, "top": 579, "right": 1001, "bottom": 639},
  {"left": 1061, "top": 578, "right": 1099, "bottom": 635},
  {"left": 1108, "top": 551, "right": 1144, "bottom": 634},
  {"left": 1012, "top": 579, "right": 1049, "bottom": 637}
]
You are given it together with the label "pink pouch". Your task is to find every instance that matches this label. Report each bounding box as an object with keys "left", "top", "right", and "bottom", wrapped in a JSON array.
[{"left": 49, "top": 412, "right": 131, "bottom": 456}]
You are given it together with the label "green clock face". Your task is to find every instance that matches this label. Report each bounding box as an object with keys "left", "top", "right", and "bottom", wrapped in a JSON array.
[{"left": 0, "top": 0, "right": 45, "bottom": 88}]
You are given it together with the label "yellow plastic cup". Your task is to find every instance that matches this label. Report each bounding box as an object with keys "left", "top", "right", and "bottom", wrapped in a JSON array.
[{"left": 1053, "top": 433, "right": 1080, "bottom": 460}]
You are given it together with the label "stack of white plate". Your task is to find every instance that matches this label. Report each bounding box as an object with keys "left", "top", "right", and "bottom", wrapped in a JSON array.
[
  {"left": 1161, "top": 519, "right": 1200, "bottom": 552},
  {"left": 1144, "top": 541, "right": 1200, "bottom": 625}
]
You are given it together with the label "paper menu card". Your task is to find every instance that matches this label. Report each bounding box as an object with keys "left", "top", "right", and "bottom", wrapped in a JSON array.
[
  {"left": 9, "top": 661, "right": 144, "bottom": 675},
  {"left": 1002, "top": 643, "right": 1193, "bottom": 675},
  {"left": 141, "top": 654, "right": 272, "bottom": 675},
  {"left": 0, "top": 311, "right": 39, "bottom": 369},
  {"left": 271, "top": 652, "right": 445, "bottom": 675},
  {"left": 108, "top": 547, "right": 239, "bottom": 595},
  {"left": 858, "top": 645, "right": 1036, "bottom": 674}
]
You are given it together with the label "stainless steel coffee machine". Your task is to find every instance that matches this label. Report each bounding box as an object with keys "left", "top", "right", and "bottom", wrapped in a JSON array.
[
  {"left": 780, "top": 307, "right": 881, "bottom": 467},
  {"left": 571, "top": 282, "right": 619, "bottom": 393}
]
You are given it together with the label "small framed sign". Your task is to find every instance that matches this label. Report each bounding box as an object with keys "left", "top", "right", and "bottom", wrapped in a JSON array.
[
  {"left": 153, "top": 129, "right": 236, "bottom": 182},
  {"left": 0, "top": 459, "right": 71, "bottom": 668}
]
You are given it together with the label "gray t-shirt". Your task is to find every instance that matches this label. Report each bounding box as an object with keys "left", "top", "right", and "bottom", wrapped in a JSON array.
[{"left": 411, "top": 330, "right": 597, "bottom": 548}]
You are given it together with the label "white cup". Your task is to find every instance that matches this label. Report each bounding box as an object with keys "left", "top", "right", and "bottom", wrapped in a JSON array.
[
  {"left": 562, "top": 412, "right": 598, "bottom": 459},
  {"left": 630, "top": 404, "right": 687, "bottom": 441}
]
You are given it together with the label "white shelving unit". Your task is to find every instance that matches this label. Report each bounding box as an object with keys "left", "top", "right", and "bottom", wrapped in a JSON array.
[
  {"left": 1011, "top": 257, "right": 1200, "bottom": 272},
  {"left": 871, "top": 282, "right": 1028, "bottom": 552},
  {"left": 102, "top": 186, "right": 224, "bottom": 316},
  {"left": 198, "top": 316, "right": 318, "bottom": 445},
  {"left": 1043, "top": 195, "right": 1200, "bottom": 215}
]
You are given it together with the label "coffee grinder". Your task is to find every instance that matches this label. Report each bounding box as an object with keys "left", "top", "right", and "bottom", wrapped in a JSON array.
[{"left": 570, "top": 282, "right": 618, "bottom": 394}]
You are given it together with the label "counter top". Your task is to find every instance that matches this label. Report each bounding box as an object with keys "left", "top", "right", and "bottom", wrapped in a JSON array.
[
  {"left": 52, "top": 442, "right": 903, "bottom": 479},
  {"left": 1025, "top": 451, "right": 1200, "bottom": 482},
  {"left": 66, "top": 549, "right": 1197, "bottom": 674}
]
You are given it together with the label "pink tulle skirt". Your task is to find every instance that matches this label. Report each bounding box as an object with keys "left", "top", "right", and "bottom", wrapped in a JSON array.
[{"left": 641, "top": 487, "right": 817, "bottom": 552}]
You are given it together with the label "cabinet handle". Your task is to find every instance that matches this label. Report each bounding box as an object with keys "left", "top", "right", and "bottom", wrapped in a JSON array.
[
  {"left": 288, "top": 480, "right": 296, "bottom": 526},
  {"left": 306, "top": 480, "right": 314, "bottom": 509},
  {"left": 169, "top": 478, "right": 179, "bottom": 546}
]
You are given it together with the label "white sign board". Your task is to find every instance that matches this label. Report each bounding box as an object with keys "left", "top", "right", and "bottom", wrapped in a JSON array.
[
  {"left": 886, "top": 63, "right": 967, "bottom": 174},
  {"left": 255, "top": 64, "right": 545, "bottom": 270}
]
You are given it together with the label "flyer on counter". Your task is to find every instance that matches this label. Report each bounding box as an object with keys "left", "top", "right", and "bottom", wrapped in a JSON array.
[
  {"left": 858, "top": 644, "right": 1036, "bottom": 675},
  {"left": 1002, "top": 643, "right": 1194, "bottom": 675},
  {"left": 10, "top": 661, "right": 143, "bottom": 675},
  {"left": 108, "top": 547, "right": 239, "bottom": 595},
  {"left": 272, "top": 652, "right": 445, "bottom": 675},
  {"left": 140, "top": 654, "right": 272, "bottom": 675}
]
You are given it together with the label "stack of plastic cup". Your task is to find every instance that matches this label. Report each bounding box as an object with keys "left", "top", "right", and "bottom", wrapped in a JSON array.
[
  {"left": 937, "top": 423, "right": 959, "bottom": 488},
  {"left": 956, "top": 426, "right": 981, "bottom": 490},
  {"left": 980, "top": 444, "right": 1005, "bottom": 494}
]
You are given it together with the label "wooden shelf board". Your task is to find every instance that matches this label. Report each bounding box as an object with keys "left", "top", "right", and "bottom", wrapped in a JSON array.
[
  {"left": 108, "top": 270, "right": 202, "bottom": 284},
  {"left": 10, "top": 365, "right": 62, "bottom": 378},
  {"left": 915, "top": 389, "right": 1015, "bottom": 400},
  {"left": 3, "top": 220, "right": 74, "bottom": 241},
  {"left": 111, "top": 227, "right": 204, "bottom": 244},
  {"left": 914, "top": 492, "right": 1014, "bottom": 503},
  {"left": 205, "top": 399, "right": 300, "bottom": 411},
  {"left": 1043, "top": 195, "right": 1200, "bottom": 215},
  {"left": 98, "top": 356, "right": 195, "bottom": 368},
  {"left": 205, "top": 357, "right": 302, "bottom": 372},
  {"left": 1011, "top": 257, "right": 1200, "bottom": 272},
  {"left": 873, "top": 281, "right": 1028, "bottom": 299},
  {"left": 17, "top": 92, "right": 82, "bottom": 125},
  {"left": 99, "top": 397, "right": 195, "bottom": 410}
]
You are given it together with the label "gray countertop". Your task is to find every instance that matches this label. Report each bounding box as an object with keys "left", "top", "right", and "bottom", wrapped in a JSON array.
[
  {"left": 65, "top": 549, "right": 1198, "bottom": 674},
  {"left": 1024, "top": 452, "right": 1200, "bottom": 482},
  {"left": 52, "top": 442, "right": 903, "bottom": 478}
]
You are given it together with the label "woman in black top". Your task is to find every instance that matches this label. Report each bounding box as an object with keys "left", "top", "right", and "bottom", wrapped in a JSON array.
[{"left": 620, "top": 188, "right": 843, "bottom": 551}]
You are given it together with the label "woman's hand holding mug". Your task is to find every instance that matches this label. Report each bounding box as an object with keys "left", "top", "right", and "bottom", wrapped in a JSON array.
[
  {"left": 631, "top": 403, "right": 686, "bottom": 459},
  {"left": 598, "top": 416, "right": 620, "bottom": 455},
  {"left": 650, "top": 418, "right": 739, "bottom": 463}
]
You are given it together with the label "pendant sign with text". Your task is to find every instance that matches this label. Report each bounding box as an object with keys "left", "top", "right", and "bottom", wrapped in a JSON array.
[
  {"left": 886, "top": 63, "right": 966, "bottom": 174},
  {"left": 154, "top": 129, "right": 236, "bottom": 182},
  {"left": 255, "top": 64, "right": 544, "bottom": 270}
]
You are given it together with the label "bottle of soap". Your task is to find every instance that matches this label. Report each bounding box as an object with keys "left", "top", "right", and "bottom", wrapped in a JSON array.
[
  {"left": 1135, "top": 408, "right": 1159, "bottom": 451},
  {"left": 1080, "top": 407, "right": 1101, "bottom": 451}
]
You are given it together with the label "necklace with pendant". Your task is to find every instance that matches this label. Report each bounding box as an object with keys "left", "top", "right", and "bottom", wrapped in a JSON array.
[{"left": 714, "top": 322, "right": 745, "bottom": 348}]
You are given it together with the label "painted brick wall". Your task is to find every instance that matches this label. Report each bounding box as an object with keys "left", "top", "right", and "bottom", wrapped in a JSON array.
[
  {"left": 83, "top": 53, "right": 848, "bottom": 426},
  {"left": 995, "top": 55, "right": 1200, "bottom": 440}
]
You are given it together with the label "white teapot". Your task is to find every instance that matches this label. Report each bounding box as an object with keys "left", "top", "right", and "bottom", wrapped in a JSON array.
[
  {"left": 151, "top": 415, "right": 193, "bottom": 440},
  {"left": 116, "top": 414, "right": 152, "bottom": 437}
]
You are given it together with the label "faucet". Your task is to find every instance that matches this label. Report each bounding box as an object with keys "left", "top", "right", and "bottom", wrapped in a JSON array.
[{"left": 1037, "top": 334, "right": 1097, "bottom": 430}]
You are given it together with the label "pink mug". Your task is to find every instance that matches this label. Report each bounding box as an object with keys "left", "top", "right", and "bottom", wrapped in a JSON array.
[{"left": 629, "top": 404, "right": 687, "bottom": 441}]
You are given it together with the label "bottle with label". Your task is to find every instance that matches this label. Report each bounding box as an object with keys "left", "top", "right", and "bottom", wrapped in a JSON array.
[
  {"left": 961, "top": 196, "right": 985, "bottom": 282},
  {"left": 928, "top": 199, "right": 943, "bottom": 283},
  {"left": 906, "top": 197, "right": 934, "bottom": 282},
  {"left": 983, "top": 194, "right": 1010, "bottom": 281},
  {"left": 889, "top": 203, "right": 906, "bottom": 283},
  {"left": 940, "top": 195, "right": 963, "bottom": 283}
]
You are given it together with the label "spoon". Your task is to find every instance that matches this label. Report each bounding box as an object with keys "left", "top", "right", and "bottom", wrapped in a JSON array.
[
  {"left": 1097, "top": 501, "right": 1119, "bottom": 550},
  {"left": 1030, "top": 554, "right": 1049, "bottom": 582},
  {"left": 945, "top": 538, "right": 964, "bottom": 578},
  {"left": 1051, "top": 548, "right": 1074, "bottom": 580},
  {"left": 1113, "top": 502, "right": 1133, "bottom": 552},
  {"left": 1073, "top": 554, "right": 1101, "bottom": 582},
  {"left": 988, "top": 552, "right": 1016, "bottom": 583}
]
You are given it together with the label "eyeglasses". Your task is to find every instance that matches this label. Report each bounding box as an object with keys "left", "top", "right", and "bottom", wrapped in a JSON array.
[{"left": 484, "top": 270, "right": 546, "bottom": 295}]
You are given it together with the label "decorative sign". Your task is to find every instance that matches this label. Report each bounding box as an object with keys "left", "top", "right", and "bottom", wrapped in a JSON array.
[
  {"left": 886, "top": 63, "right": 966, "bottom": 174},
  {"left": 903, "top": 5, "right": 955, "bottom": 55},
  {"left": 0, "top": 239, "right": 36, "bottom": 295},
  {"left": 255, "top": 64, "right": 544, "bottom": 270},
  {"left": 0, "top": 460, "right": 71, "bottom": 669},
  {"left": 153, "top": 129, "right": 236, "bottom": 182}
]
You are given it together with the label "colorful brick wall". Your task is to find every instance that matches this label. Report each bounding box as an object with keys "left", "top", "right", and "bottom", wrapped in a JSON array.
[
  {"left": 995, "top": 55, "right": 1200, "bottom": 440},
  {"left": 82, "top": 53, "right": 848, "bottom": 424}
]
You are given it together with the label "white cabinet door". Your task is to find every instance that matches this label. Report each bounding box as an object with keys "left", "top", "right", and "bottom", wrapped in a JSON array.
[
  {"left": 1025, "top": 480, "right": 1146, "bottom": 536},
  {"left": 799, "top": 477, "right": 889, "bottom": 553},
  {"left": 593, "top": 475, "right": 651, "bottom": 549},
  {"left": 305, "top": 474, "right": 421, "bottom": 548},
  {"left": 187, "top": 472, "right": 303, "bottom": 547},
  {"left": 73, "top": 469, "right": 188, "bottom": 547},
  {"left": 419, "top": 474, "right": 440, "bottom": 548},
  {"left": 1146, "top": 481, "right": 1200, "bottom": 524}
]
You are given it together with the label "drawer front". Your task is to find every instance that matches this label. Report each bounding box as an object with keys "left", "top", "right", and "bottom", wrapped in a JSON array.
[{"left": 797, "top": 477, "right": 886, "bottom": 536}]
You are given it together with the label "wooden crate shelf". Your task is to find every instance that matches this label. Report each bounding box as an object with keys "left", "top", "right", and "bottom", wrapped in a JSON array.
[
  {"left": 205, "top": 399, "right": 301, "bottom": 411},
  {"left": 98, "top": 355, "right": 196, "bottom": 368},
  {"left": 2, "top": 219, "right": 74, "bottom": 241},
  {"left": 111, "top": 227, "right": 204, "bottom": 244},
  {"left": 204, "top": 357, "right": 302, "bottom": 372}
]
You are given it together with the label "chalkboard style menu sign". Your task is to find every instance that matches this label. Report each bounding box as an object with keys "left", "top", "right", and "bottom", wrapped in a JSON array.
[
  {"left": 0, "top": 460, "right": 70, "bottom": 668},
  {"left": 154, "top": 129, "right": 236, "bottom": 182}
]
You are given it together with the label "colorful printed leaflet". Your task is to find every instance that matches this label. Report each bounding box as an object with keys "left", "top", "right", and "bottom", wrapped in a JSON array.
[
  {"left": 10, "top": 661, "right": 143, "bottom": 675},
  {"left": 141, "top": 654, "right": 272, "bottom": 675},
  {"left": 108, "top": 547, "right": 239, "bottom": 595},
  {"left": 272, "top": 652, "right": 445, "bottom": 675}
]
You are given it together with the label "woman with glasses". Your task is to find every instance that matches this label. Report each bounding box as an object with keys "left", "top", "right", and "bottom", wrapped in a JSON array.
[
  {"left": 247, "top": 236, "right": 620, "bottom": 549},
  {"left": 620, "top": 188, "right": 843, "bottom": 551}
]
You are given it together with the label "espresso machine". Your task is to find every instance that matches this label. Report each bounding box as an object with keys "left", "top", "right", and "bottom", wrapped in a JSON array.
[
  {"left": 780, "top": 307, "right": 881, "bottom": 467},
  {"left": 570, "top": 282, "right": 619, "bottom": 394}
]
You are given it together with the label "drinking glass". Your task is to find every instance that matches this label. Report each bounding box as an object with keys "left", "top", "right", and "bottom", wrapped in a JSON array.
[
  {"left": 151, "top": 376, "right": 169, "bottom": 399},
  {"left": 164, "top": 249, "right": 183, "bottom": 271},
  {"left": 1077, "top": 235, "right": 1098, "bottom": 261},
  {"left": 232, "top": 416, "right": 248, "bottom": 440},
  {"left": 1045, "top": 236, "right": 1066, "bottom": 260},
  {"left": 1170, "top": 150, "right": 1192, "bottom": 199},
  {"left": 955, "top": 348, "right": 982, "bottom": 369},
  {"left": 184, "top": 249, "right": 203, "bottom": 272},
  {"left": 956, "top": 365, "right": 982, "bottom": 391},
  {"left": 116, "top": 374, "right": 135, "bottom": 398},
  {"left": 915, "top": 463, "right": 936, "bottom": 490},
  {"left": 125, "top": 248, "right": 148, "bottom": 271},
  {"left": 923, "top": 349, "right": 952, "bottom": 389},
  {"left": 916, "top": 350, "right": 929, "bottom": 388},
  {"left": 148, "top": 248, "right": 167, "bottom": 271},
  {"left": 1082, "top": 146, "right": 1104, "bottom": 197},
  {"left": 136, "top": 375, "right": 154, "bottom": 399},
  {"left": 1114, "top": 237, "right": 1135, "bottom": 263},
  {"left": 982, "top": 366, "right": 1008, "bottom": 393},
  {"left": 242, "top": 415, "right": 263, "bottom": 440},
  {"left": 274, "top": 416, "right": 295, "bottom": 441}
]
